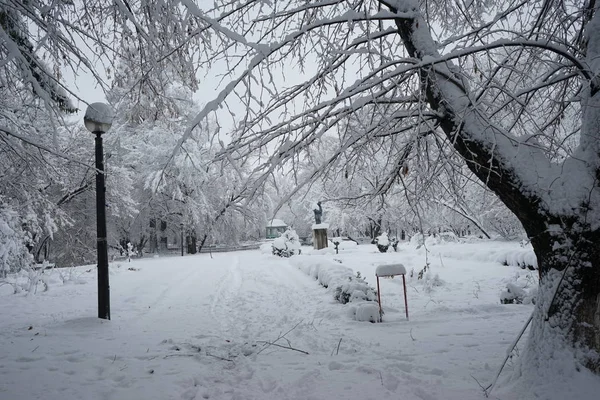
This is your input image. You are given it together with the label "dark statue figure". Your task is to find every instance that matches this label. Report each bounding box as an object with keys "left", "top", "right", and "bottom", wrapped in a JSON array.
[{"left": 313, "top": 201, "right": 323, "bottom": 224}]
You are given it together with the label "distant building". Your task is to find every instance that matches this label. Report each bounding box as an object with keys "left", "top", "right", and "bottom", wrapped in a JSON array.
[{"left": 266, "top": 219, "right": 287, "bottom": 239}]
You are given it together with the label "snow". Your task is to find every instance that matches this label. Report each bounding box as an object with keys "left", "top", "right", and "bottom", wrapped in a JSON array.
[
  {"left": 311, "top": 223, "right": 329, "bottom": 229},
  {"left": 376, "top": 263, "right": 407, "bottom": 277},
  {"left": 375, "top": 232, "right": 389, "bottom": 246},
  {"left": 0, "top": 240, "right": 598, "bottom": 399},
  {"left": 352, "top": 302, "right": 380, "bottom": 323},
  {"left": 266, "top": 218, "right": 286, "bottom": 227},
  {"left": 84, "top": 102, "right": 114, "bottom": 125},
  {"left": 330, "top": 237, "right": 358, "bottom": 250}
]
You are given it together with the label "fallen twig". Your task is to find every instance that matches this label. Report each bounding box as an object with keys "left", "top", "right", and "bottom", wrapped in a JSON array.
[
  {"left": 163, "top": 353, "right": 195, "bottom": 359},
  {"left": 257, "top": 341, "right": 309, "bottom": 355},
  {"left": 256, "top": 320, "right": 305, "bottom": 355},
  {"left": 207, "top": 352, "right": 234, "bottom": 362}
]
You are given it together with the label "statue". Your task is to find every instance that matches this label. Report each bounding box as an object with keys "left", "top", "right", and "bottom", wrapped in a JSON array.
[{"left": 313, "top": 201, "right": 323, "bottom": 224}]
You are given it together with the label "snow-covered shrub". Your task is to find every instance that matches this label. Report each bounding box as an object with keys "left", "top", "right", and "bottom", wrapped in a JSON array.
[
  {"left": 0, "top": 203, "right": 34, "bottom": 277},
  {"left": 422, "top": 272, "right": 445, "bottom": 294},
  {"left": 500, "top": 281, "right": 537, "bottom": 305},
  {"left": 331, "top": 237, "right": 341, "bottom": 254},
  {"left": 126, "top": 242, "right": 136, "bottom": 261},
  {"left": 272, "top": 228, "right": 301, "bottom": 257},
  {"left": 390, "top": 237, "right": 399, "bottom": 251},
  {"left": 334, "top": 271, "right": 377, "bottom": 304},
  {"left": 290, "top": 259, "right": 378, "bottom": 304},
  {"left": 409, "top": 233, "right": 425, "bottom": 248},
  {"left": 497, "top": 249, "right": 538, "bottom": 270},
  {"left": 425, "top": 231, "right": 460, "bottom": 246},
  {"left": 375, "top": 232, "right": 389, "bottom": 253},
  {"left": 23, "top": 267, "right": 50, "bottom": 294}
]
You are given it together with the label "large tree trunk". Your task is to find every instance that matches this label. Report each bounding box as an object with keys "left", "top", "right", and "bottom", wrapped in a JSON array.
[
  {"left": 526, "top": 226, "right": 600, "bottom": 372},
  {"left": 384, "top": 0, "right": 600, "bottom": 374}
]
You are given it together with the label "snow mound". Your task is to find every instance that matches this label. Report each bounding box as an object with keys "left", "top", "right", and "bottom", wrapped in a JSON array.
[
  {"left": 259, "top": 242, "right": 273, "bottom": 254},
  {"left": 330, "top": 237, "right": 358, "bottom": 251},
  {"left": 309, "top": 247, "right": 335, "bottom": 255},
  {"left": 376, "top": 263, "right": 406, "bottom": 277},
  {"left": 351, "top": 302, "right": 380, "bottom": 323}
]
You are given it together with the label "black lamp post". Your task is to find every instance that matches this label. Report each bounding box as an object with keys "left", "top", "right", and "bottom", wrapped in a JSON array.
[
  {"left": 84, "top": 102, "right": 115, "bottom": 320},
  {"left": 180, "top": 222, "right": 184, "bottom": 256}
]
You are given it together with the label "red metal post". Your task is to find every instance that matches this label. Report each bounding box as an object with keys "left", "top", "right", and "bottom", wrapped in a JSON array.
[
  {"left": 376, "top": 275, "right": 382, "bottom": 321},
  {"left": 402, "top": 274, "right": 409, "bottom": 320}
]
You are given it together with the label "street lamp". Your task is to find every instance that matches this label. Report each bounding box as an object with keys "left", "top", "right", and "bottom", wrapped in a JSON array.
[
  {"left": 180, "top": 222, "right": 184, "bottom": 257},
  {"left": 84, "top": 102, "right": 115, "bottom": 320}
]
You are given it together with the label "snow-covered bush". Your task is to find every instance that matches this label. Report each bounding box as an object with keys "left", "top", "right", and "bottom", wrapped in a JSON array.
[
  {"left": 375, "top": 232, "right": 389, "bottom": 253},
  {"left": 425, "top": 231, "right": 459, "bottom": 246},
  {"left": 334, "top": 272, "right": 377, "bottom": 304},
  {"left": 126, "top": 242, "right": 137, "bottom": 261},
  {"left": 422, "top": 272, "right": 445, "bottom": 294},
  {"left": 409, "top": 233, "right": 425, "bottom": 248},
  {"left": 331, "top": 237, "right": 341, "bottom": 254},
  {"left": 497, "top": 249, "right": 537, "bottom": 270},
  {"left": 390, "top": 237, "right": 399, "bottom": 251},
  {"left": 0, "top": 203, "right": 34, "bottom": 277},
  {"left": 290, "top": 257, "right": 379, "bottom": 322},
  {"left": 272, "top": 228, "right": 301, "bottom": 258},
  {"left": 500, "top": 281, "right": 537, "bottom": 305}
]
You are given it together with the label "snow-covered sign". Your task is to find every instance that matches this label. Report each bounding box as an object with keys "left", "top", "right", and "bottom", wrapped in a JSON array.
[
  {"left": 375, "top": 263, "right": 409, "bottom": 320},
  {"left": 376, "top": 263, "right": 407, "bottom": 277}
]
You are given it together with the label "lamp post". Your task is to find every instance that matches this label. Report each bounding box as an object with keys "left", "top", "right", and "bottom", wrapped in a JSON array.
[
  {"left": 84, "top": 102, "right": 115, "bottom": 320},
  {"left": 180, "top": 222, "right": 184, "bottom": 257}
]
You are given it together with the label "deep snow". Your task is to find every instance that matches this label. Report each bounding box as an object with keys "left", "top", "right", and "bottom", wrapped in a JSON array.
[{"left": 0, "top": 240, "right": 598, "bottom": 399}]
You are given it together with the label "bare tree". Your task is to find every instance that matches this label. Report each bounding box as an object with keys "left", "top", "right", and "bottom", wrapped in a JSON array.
[{"left": 175, "top": 0, "right": 600, "bottom": 377}]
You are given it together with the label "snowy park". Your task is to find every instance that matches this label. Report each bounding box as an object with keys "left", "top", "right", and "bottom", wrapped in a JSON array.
[
  {"left": 3, "top": 1, "right": 600, "bottom": 399},
  {"left": 1, "top": 238, "right": 598, "bottom": 400}
]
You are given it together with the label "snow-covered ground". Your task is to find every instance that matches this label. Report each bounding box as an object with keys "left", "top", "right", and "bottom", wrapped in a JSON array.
[{"left": 0, "top": 240, "right": 597, "bottom": 399}]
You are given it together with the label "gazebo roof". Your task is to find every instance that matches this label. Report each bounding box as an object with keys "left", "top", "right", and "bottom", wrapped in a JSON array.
[{"left": 266, "top": 219, "right": 287, "bottom": 228}]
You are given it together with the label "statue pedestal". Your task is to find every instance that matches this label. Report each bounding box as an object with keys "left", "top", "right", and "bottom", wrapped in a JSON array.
[{"left": 312, "top": 223, "right": 329, "bottom": 250}]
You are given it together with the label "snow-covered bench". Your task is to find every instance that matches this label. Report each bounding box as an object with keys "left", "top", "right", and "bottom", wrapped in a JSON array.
[{"left": 375, "top": 263, "right": 409, "bottom": 320}]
